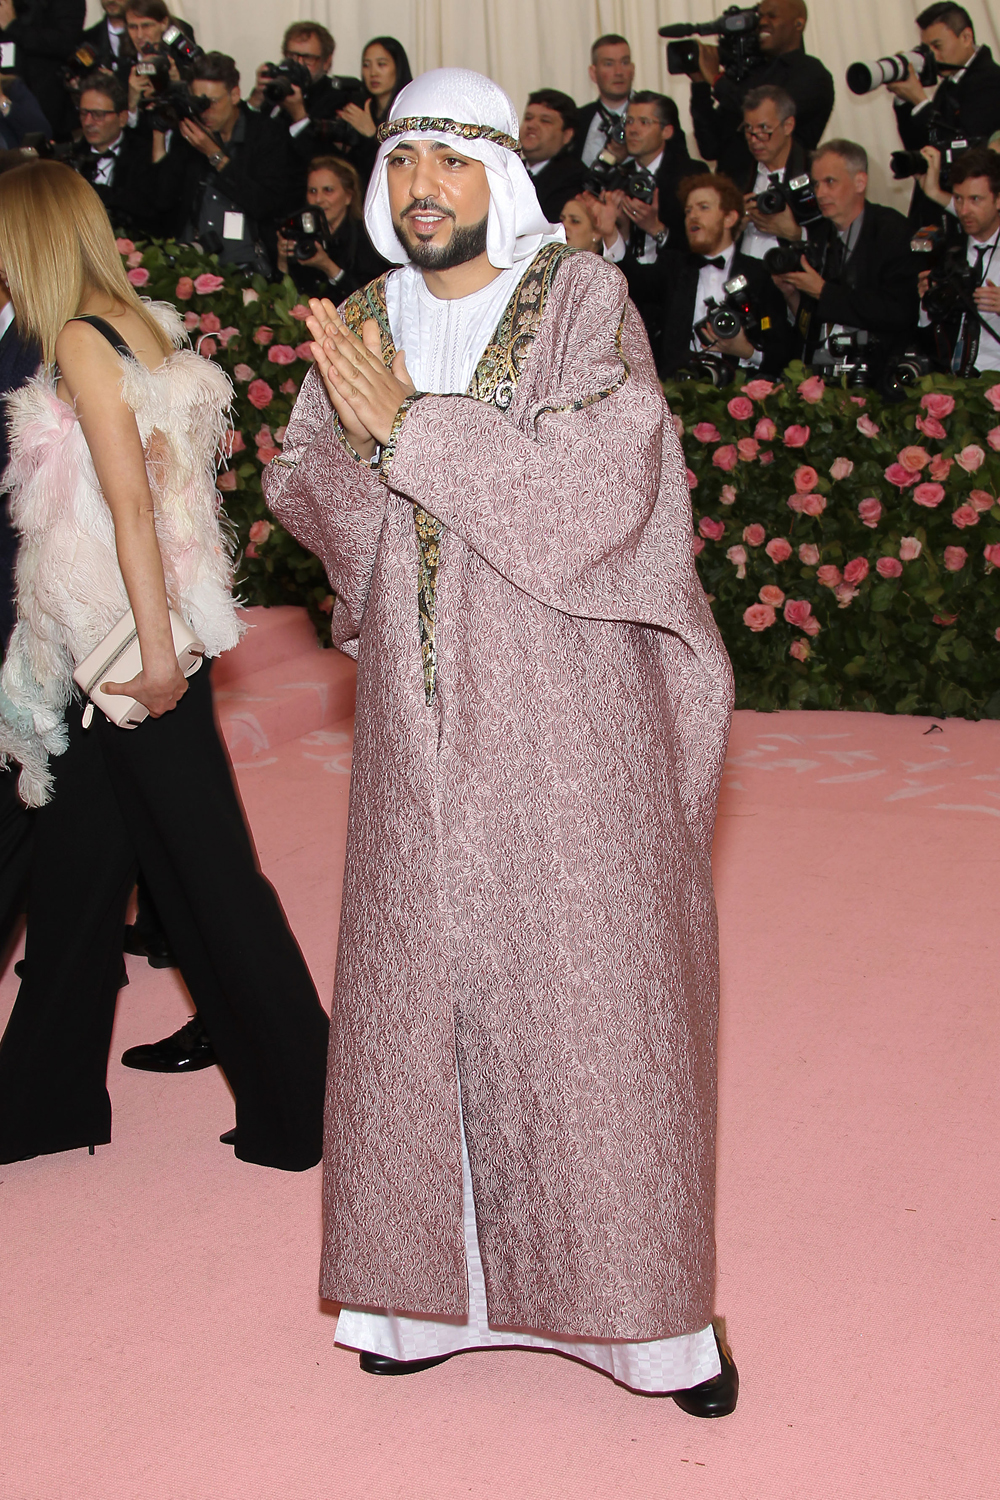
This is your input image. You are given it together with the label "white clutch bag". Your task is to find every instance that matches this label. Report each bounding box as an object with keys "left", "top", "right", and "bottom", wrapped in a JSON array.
[{"left": 73, "top": 609, "right": 205, "bottom": 730}]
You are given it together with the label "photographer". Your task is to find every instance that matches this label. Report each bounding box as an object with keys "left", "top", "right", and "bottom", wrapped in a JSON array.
[
  {"left": 0, "top": 0, "right": 83, "bottom": 139},
  {"left": 887, "top": 4, "right": 1000, "bottom": 227},
  {"left": 918, "top": 147, "right": 1000, "bottom": 374},
  {"left": 276, "top": 156, "right": 386, "bottom": 300},
  {"left": 0, "top": 70, "right": 49, "bottom": 147},
  {"left": 689, "top": 0, "right": 833, "bottom": 182},
  {"left": 615, "top": 92, "right": 706, "bottom": 252},
  {"left": 520, "top": 90, "right": 585, "bottom": 222},
  {"left": 771, "top": 139, "right": 919, "bottom": 365},
  {"left": 124, "top": 0, "right": 193, "bottom": 121},
  {"left": 75, "top": 71, "right": 162, "bottom": 239},
  {"left": 573, "top": 34, "right": 633, "bottom": 167},
  {"left": 81, "top": 0, "right": 133, "bottom": 89},
  {"left": 598, "top": 172, "right": 791, "bottom": 378},
  {"left": 251, "top": 22, "right": 369, "bottom": 178},
  {"left": 736, "top": 85, "right": 811, "bottom": 260},
  {"left": 156, "top": 52, "right": 300, "bottom": 275}
]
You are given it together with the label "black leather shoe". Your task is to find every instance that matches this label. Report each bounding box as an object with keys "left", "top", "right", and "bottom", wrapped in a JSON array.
[
  {"left": 671, "top": 1331, "right": 739, "bottom": 1417},
  {"left": 359, "top": 1350, "right": 455, "bottom": 1376},
  {"left": 14, "top": 957, "right": 129, "bottom": 989},
  {"left": 122, "top": 923, "right": 177, "bottom": 969},
  {"left": 120, "top": 1013, "right": 216, "bottom": 1072},
  {"left": 219, "top": 1128, "right": 237, "bottom": 1146}
]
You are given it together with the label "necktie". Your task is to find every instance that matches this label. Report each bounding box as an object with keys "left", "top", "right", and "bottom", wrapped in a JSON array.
[{"left": 954, "top": 241, "right": 995, "bottom": 373}]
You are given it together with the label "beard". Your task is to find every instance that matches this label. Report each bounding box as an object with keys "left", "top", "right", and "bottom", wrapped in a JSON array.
[{"left": 394, "top": 208, "right": 490, "bottom": 270}]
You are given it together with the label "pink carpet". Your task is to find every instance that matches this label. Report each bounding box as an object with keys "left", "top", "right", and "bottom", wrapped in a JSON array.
[{"left": 0, "top": 614, "right": 995, "bottom": 1499}]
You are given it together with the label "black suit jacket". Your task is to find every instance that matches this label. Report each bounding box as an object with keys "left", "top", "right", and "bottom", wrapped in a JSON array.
[
  {"left": 0, "top": 0, "right": 85, "bottom": 140},
  {"left": 0, "top": 75, "right": 50, "bottom": 148},
  {"left": 0, "top": 316, "right": 40, "bottom": 649},
  {"left": 894, "top": 45, "right": 1000, "bottom": 227},
  {"left": 794, "top": 202, "right": 919, "bottom": 361},
  {"left": 80, "top": 15, "right": 134, "bottom": 89},
  {"left": 528, "top": 149, "right": 586, "bottom": 222},
  {"left": 691, "top": 47, "right": 834, "bottom": 181},
  {"left": 733, "top": 136, "right": 810, "bottom": 197},
  {"left": 619, "top": 240, "right": 793, "bottom": 378},
  {"left": 77, "top": 127, "right": 165, "bottom": 240}
]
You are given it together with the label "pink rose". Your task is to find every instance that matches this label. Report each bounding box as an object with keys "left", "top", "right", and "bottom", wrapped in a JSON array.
[
  {"left": 175, "top": 276, "right": 194, "bottom": 301},
  {"left": 720, "top": 484, "right": 737, "bottom": 506},
  {"left": 988, "top": 426, "right": 1000, "bottom": 452},
  {"left": 951, "top": 504, "right": 979, "bottom": 529},
  {"left": 916, "top": 414, "right": 947, "bottom": 441},
  {"left": 182, "top": 310, "right": 200, "bottom": 330},
  {"left": 798, "top": 543, "right": 820, "bottom": 565},
  {"left": 194, "top": 273, "right": 226, "bottom": 294},
  {"left": 933, "top": 614, "right": 958, "bottom": 626},
  {"left": 801, "top": 493, "right": 827, "bottom": 517},
  {"left": 216, "top": 469, "right": 237, "bottom": 491},
  {"left": 290, "top": 304, "right": 311, "bottom": 321},
  {"left": 727, "top": 544, "right": 748, "bottom": 576},
  {"left": 743, "top": 603, "right": 777, "bottom": 632},
  {"left": 233, "top": 363, "right": 255, "bottom": 383},
  {"left": 793, "top": 465, "right": 819, "bottom": 493},
  {"left": 843, "top": 557, "right": 870, "bottom": 585},
  {"left": 834, "top": 583, "right": 858, "bottom": 608},
  {"left": 913, "top": 482, "right": 945, "bottom": 508},
  {"left": 126, "top": 267, "right": 149, "bottom": 286},
  {"left": 783, "top": 424, "right": 810, "bottom": 448},
  {"left": 920, "top": 392, "right": 955, "bottom": 419},
  {"left": 885, "top": 463, "right": 918, "bottom": 489},
  {"left": 817, "top": 565, "right": 842, "bottom": 588},
  {"left": 126, "top": 250, "right": 143, "bottom": 269},
  {"left": 254, "top": 325, "right": 275, "bottom": 346},
  {"left": 956, "top": 444, "right": 985, "bottom": 473},
  {"left": 686, "top": 468, "right": 699, "bottom": 489},
  {"left": 858, "top": 497, "right": 882, "bottom": 529},
  {"left": 198, "top": 337, "right": 217, "bottom": 358},
  {"left": 727, "top": 395, "right": 754, "bottom": 420},
  {"left": 699, "top": 516, "right": 725, "bottom": 541},
  {"left": 754, "top": 417, "right": 777, "bottom": 441},
  {"left": 242, "top": 287, "right": 260, "bottom": 305},
  {"left": 199, "top": 311, "right": 221, "bottom": 333},
  {"left": 789, "top": 639, "right": 810, "bottom": 661},
  {"left": 319, "top": 594, "right": 334, "bottom": 615},
  {"left": 857, "top": 414, "right": 880, "bottom": 438},
  {"left": 692, "top": 535, "right": 706, "bottom": 556},
  {"left": 802, "top": 615, "right": 822, "bottom": 637},
  {"left": 850, "top": 395, "right": 867, "bottom": 407},
  {"left": 783, "top": 599, "right": 813, "bottom": 627},
  {"left": 943, "top": 545, "right": 968, "bottom": 572},
  {"left": 253, "top": 424, "right": 273, "bottom": 447},
  {"left": 766, "top": 537, "right": 792, "bottom": 563},
  {"left": 247, "top": 378, "right": 274, "bottom": 410},
  {"left": 693, "top": 422, "right": 721, "bottom": 443},
  {"left": 672, "top": 414, "right": 685, "bottom": 438},
  {"left": 737, "top": 437, "right": 760, "bottom": 461},
  {"left": 969, "top": 489, "right": 995, "bottom": 512},
  {"left": 898, "top": 445, "right": 931, "bottom": 473},
  {"left": 274, "top": 426, "right": 287, "bottom": 443},
  {"left": 217, "top": 326, "right": 239, "bottom": 348},
  {"left": 984, "top": 543, "right": 1000, "bottom": 568},
  {"left": 295, "top": 342, "right": 316, "bottom": 362},
  {"left": 228, "top": 430, "right": 246, "bottom": 455},
  {"left": 797, "top": 375, "right": 826, "bottom": 403},
  {"left": 759, "top": 451, "right": 775, "bottom": 465},
  {"left": 759, "top": 584, "right": 785, "bottom": 606},
  {"left": 115, "top": 237, "right": 135, "bottom": 254},
  {"left": 899, "top": 536, "right": 922, "bottom": 561},
  {"left": 280, "top": 379, "right": 297, "bottom": 394},
  {"left": 712, "top": 444, "right": 739, "bottom": 471},
  {"left": 248, "top": 520, "right": 272, "bottom": 544},
  {"left": 267, "top": 344, "right": 298, "bottom": 365},
  {"left": 829, "top": 457, "right": 854, "bottom": 481},
  {"left": 984, "top": 383, "right": 1000, "bottom": 412},
  {"left": 876, "top": 556, "right": 903, "bottom": 579},
  {"left": 743, "top": 523, "right": 766, "bottom": 546},
  {"left": 928, "top": 454, "right": 953, "bottom": 482},
  {"left": 256, "top": 445, "right": 279, "bottom": 464},
  {"left": 742, "top": 379, "right": 775, "bottom": 400}
]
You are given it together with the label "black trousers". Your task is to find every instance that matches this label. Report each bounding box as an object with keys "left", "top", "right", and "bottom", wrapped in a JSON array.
[
  {"left": 0, "top": 764, "right": 32, "bottom": 956},
  {"left": 0, "top": 667, "right": 329, "bottom": 1169}
]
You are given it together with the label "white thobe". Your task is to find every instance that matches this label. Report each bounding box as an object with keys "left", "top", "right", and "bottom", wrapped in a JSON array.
[{"left": 334, "top": 261, "right": 722, "bottom": 1393}]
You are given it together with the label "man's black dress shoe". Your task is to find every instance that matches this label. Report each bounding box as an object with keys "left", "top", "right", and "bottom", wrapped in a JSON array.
[
  {"left": 219, "top": 1128, "right": 237, "bottom": 1146},
  {"left": 122, "top": 923, "right": 177, "bottom": 969},
  {"left": 120, "top": 1013, "right": 217, "bottom": 1072},
  {"left": 14, "top": 957, "right": 129, "bottom": 989},
  {"left": 359, "top": 1350, "right": 455, "bottom": 1376},
  {"left": 671, "top": 1331, "right": 739, "bottom": 1417}
]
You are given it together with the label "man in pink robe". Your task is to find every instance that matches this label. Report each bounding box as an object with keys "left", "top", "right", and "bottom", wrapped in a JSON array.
[{"left": 263, "top": 68, "right": 737, "bottom": 1414}]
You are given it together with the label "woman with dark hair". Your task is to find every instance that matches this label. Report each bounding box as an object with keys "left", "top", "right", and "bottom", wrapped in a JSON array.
[
  {"left": 338, "top": 37, "right": 412, "bottom": 185},
  {"left": 277, "top": 155, "right": 387, "bottom": 299}
]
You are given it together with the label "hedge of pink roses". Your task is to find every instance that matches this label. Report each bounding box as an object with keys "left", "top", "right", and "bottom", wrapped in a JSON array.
[{"left": 670, "top": 363, "right": 1000, "bottom": 717}]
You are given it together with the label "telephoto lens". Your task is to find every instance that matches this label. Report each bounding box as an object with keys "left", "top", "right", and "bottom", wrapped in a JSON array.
[{"left": 846, "top": 43, "right": 936, "bottom": 95}]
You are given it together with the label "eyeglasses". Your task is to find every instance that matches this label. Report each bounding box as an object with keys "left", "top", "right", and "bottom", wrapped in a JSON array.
[
  {"left": 286, "top": 49, "right": 322, "bottom": 64},
  {"left": 740, "top": 123, "right": 777, "bottom": 140},
  {"left": 79, "top": 107, "right": 118, "bottom": 120}
]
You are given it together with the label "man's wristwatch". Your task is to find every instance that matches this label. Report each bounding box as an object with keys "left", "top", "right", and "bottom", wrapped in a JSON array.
[
  {"left": 208, "top": 150, "right": 226, "bottom": 169},
  {"left": 0, "top": 98, "right": 11, "bottom": 118}
]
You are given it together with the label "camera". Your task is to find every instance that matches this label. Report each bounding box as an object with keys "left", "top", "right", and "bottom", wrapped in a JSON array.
[
  {"left": 160, "top": 24, "right": 204, "bottom": 74},
  {"left": 584, "top": 158, "right": 656, "bottom": 201},
  {"left": 753, "top": 172, "right": 823, "bottom": 227},
  {"left": 890, "top": 128, "right": 980, "bottom": 191},
  {"left": 812, "top": 329, "right": 881, "bottom": 388},
  {"left": 675, "top": 350, "right": 737, "bottom": 387},
  {"left": 762, "top": 239, "right": 823, "bottom": 276},
  {"left": 280, "top": 208, "right": 333, "bottom": 262},
  {"left": 695, "top": 273, "right": 769, "bottom": 350},
  {"left": 140, "top": 77, "right": 213, "bottom": 133},
  {"left": 660, "top": 6, "right": 762, "bottom": 84},
  {"left": 912, "top": 223, "right": 979, "bottom": 324},
  {"left": 846, "top": 43, "right": 937, "bottom": 96},
  {"left": 259, "top": 58, "right": 313, "bottom": 105},
  {"left": 62, "top": 41, "right": 100, "bottom": 91},
  {"left": 881, "top": 347, "right": 932, "bottom": 402}
]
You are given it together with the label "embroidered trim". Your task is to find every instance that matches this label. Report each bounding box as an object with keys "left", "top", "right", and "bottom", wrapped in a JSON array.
[
  {"left": 377, "top": 117, "right": 523, "bottom": 155},
  {"left": 530, "top": 294, "right": 630, "bottom": 431},
  {"left": 375, "top": 392, "right": 426, "bottom": 481}
]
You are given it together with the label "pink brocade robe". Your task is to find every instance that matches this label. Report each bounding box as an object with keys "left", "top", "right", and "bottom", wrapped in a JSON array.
[{"left": 263, "top": 248, "right": 734, "bottom": 1341}]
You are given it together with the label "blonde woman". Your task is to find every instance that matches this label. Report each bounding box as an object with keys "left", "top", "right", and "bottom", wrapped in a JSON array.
[{"left": 0, "top": 161, "right": 328, "bottom": 1170}]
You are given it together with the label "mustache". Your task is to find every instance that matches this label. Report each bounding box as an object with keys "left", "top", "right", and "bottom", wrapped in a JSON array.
[{"left": 400, "top": 198, "right": 457, "bottom": 221}]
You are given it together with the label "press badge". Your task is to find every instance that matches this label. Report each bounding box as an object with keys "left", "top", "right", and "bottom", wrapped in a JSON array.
[
  {"left": 0, "top": 44, "right": 16, "bottom": 67},
  {"left": 222, "top": 211, "right": 245, "bottom": 241}
]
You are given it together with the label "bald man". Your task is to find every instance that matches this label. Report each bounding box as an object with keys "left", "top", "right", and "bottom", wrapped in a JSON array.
[{"left": 689, "top": 0, "right": 834, "bottom": 180}]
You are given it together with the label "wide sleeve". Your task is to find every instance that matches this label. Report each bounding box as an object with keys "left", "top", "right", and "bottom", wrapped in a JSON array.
[{"left": 262, "top": 365, "right": 390, "bottom": 652}]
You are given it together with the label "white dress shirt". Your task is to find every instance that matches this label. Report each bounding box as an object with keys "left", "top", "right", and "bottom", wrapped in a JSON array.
[
  {"left": 0, "top": 299, "right": 15, "bottom": 343},
  {"left": 581, "top": 98, "right": 628, "bottom": 167},
  {"left": 968, "top": 231, "right": 1000, "bottom": 373},
  {"left": 601, "top": 151, "right": 664, "bottom": 267},
  {"left": 740, "top": 161, "right": 783, "bottom": 262},
  {"left": 91, "top": 131, "right": 124, "bottom": 187}
]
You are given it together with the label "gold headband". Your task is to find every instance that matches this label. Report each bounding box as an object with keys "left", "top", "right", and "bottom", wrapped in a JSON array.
[{"left": 377, "top": 116, "right": 524, "bottom": 156}]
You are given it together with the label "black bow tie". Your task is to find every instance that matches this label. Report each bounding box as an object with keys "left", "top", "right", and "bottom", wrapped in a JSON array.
[{"left": 697, "top": 255, "right": 726, "bottom": 269}]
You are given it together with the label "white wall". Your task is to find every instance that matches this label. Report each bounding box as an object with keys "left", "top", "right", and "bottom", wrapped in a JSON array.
[{"left": 87, "top": 0, "right": 1000, "bottom": 211}]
